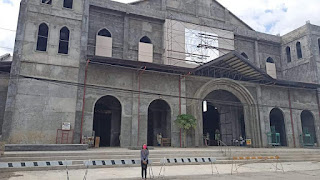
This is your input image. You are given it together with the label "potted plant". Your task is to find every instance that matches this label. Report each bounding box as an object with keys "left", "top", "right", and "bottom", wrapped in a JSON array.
[{"left": 175, "top": 114, "right": 197, "bottom": 148}]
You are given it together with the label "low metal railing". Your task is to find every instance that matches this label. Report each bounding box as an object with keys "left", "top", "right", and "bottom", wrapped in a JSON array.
[{"left": 218, "top": 140, "right": 231, "bottom": 159}]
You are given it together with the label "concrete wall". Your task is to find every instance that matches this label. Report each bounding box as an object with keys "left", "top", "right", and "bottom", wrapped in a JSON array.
[
  {"left": 258, "top": 85, "right": 320, "bottom": 147},
  {"left": 0, "top": 74, "right": 9, "bottom": 135},
  {"left": 2, "top": 0, "right": 84, "bottom": 144},
  {"left": 281, "top": 23, "right": 319, "bottom": 83},
  {"left": 81, "top": 65, "right": 182, "bottom": 147}
]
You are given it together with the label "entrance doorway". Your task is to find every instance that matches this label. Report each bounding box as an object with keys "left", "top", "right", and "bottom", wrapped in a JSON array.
[
  {"left": 203, "top": 104, "right": 220, "bottom": 146},
  {"left": 203, "top": 90, "right": 245, "bottom": 146},
  {"left": 269, "top": 108, "right": 287, "bottom": 146},
  {"left": 93, "top": 96, "right": 121, "bottom": 147},
  {"left": 301, "top": 110, "right": 317, "bottom": 146},
  {"left": 147, "top": 99, "right": 171, "bottom": 146}
]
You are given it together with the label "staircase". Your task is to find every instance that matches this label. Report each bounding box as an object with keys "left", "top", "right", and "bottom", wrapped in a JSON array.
[{"left": 0, "top": 147, "right": 320, "bottom": 172}]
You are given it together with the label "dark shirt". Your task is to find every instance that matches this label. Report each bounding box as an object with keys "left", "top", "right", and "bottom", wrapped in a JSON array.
[{"left": 141, "top": 149, "right": 149, "bottom": 161}]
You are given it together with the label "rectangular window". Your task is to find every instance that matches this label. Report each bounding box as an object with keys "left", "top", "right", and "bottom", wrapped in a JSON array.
[
  {"left": 63, "top": 0, "right": 73, "bottom": 9},
  {"left": 58, "top": 41, "right": 69, "bottom": 54}
]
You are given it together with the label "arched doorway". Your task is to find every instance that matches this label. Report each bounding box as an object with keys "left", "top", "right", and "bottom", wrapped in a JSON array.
[
  {"left": 301, "top": 110, "right": 317, "bottom": 146},
  {"left": 93, "top": 96, "right": 121, "bottom": 147},
  {"left": 147, "top": 99, "right": 171, "bottom": 146},
  {"left": 191, "top": 79, "right": 260, "bottom": 147},
  {"left": 203, "top": 90, "right": 245, "bottom": 146},
  {"left": 269, "top": 108, "right": 287, "bottom": 146}
]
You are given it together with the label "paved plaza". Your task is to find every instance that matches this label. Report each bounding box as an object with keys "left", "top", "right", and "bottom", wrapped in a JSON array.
[{"left": 1, "top": 161, "right": 320, "bottom": 180}]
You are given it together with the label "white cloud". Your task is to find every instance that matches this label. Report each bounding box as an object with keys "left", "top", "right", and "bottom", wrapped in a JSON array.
[
  {"left": 0, "top": 0, "right": 319, "bottom": 55},
  {"left": 217, "top": 0, "right": 320, "bottom": 35}
]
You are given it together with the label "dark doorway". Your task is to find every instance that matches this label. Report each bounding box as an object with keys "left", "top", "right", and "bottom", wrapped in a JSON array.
[
  {"left": 270, "top": 108, "right": 287, "bottom": 146},
  {"left": 147, "top": 99, "right": 171, "bottom": 146},
  {"left": 93, "top": 96, "right": 121, "bottom": 147},
  {"left": 301, "top": 110, "right": 317, "bottom": 145},
  {"left": 203, "top": 104, "right": 220, "bottom": 146},
  {"left": 203, "top": 90, "right": 245, "bottom": 146}
]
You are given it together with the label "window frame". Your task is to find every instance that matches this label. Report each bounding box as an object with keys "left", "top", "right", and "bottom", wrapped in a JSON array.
[
  {"left": 296, "top": 41, "right": 303, "bottom": 59},
  {"left": 63, "top": 0, "right": 73, "bottom": 9},
  {"left": 36, "top": 23, "right": 49, "bottom": 52},
  {"left": 58, "top": 26, "right": 70, "bottom": 55},
  {"left": 286, "top": 46, "right": 291, "bottom": 63}
]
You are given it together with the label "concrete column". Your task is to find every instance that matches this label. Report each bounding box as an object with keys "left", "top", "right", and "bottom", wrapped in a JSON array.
[
  {"left": 315, "top": 89, "right": 320, "bottom": 147},
  {"left": 131, "top": 73, "right": 139, "bottom": 146},
  {"left": 254, "top": 40, "right": 261, "bottom": 68},
  {"left": 123, "top": 15, "right": 129, "bottom": 59},
  {"left": 256, "top": 85, "right": 267, "bottom": 147},
  {"left": 161, "top": 0, "right": 166, "bottom": 11}
]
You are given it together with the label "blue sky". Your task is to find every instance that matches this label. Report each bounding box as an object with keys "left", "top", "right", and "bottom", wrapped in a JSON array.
[{"left": 1, "top": 0, "right": 320, "bottom": 55}]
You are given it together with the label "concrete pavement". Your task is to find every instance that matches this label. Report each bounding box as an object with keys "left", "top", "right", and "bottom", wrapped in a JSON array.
[{"left": 1, "top": 161, "right": 320, "bottom": 180}]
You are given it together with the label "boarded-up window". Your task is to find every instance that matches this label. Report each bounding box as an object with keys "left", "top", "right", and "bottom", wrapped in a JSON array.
[
  {"left": 286, "top": 47, "right": 291, "bottom": 63},
  {"left": 296, "top": 42, "right": 303, "bottom": 59},
  {"left": 138, "top": 36, "right": 153, "bottom": 63},
  {"left": 63, "top": 0, "right": 73, "bottom": 9},
  {"left": 58, "top": 27, "right": 70, "bottom": 54},
  {"left": 95, "top": 29, "right": 112, "bottom": 57},
  {"left": 36, "top": 23, "right": 49, "bottom": 52},
  {"left": 42, "top": 0, "right": 52, "bottom": 5},
  {"left": 241, "top": 52, "right": 248, "bottom": 59},
  {"left": 266, "top": 57, "right": 276, "bottom": 78}
]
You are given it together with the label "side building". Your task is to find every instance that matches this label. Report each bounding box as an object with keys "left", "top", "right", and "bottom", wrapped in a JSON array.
[{"left": 1, "top": 0, "right": 320, "bottom": 148}]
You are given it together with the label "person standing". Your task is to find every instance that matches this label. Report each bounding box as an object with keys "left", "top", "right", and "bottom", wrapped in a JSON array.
[
  {"left": 141, "top": 144, "right": 149, "bottom": 179},
  {"left": 215, "top": 129, "right": 221, "bottom": 146},
  {"left": 157, "top": 133, "right": 162, "bottom": 146}
]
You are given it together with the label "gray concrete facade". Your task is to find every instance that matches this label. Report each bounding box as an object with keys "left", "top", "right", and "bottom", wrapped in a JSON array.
[{"left": 1, "top": 0, "right": 320, "bottom": 148}]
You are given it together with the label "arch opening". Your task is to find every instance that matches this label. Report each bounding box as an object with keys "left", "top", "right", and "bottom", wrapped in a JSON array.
[
  {"left": 301, "top": 110, "right": 317, "bottom": 146},
  {"left": 36, "top": 23, "right": 49, "bottom": 52},
  {"left": 296, "top": 42, "right": 303, "bottom": 59},
  {"left": 286, "top": 47, "right": 291, "bottom": 63},
  {"left": 140, "top": 36, "right": 152, "bottom": 44},
  {"left": 269, "top": 108, "right": 287, "bottom": 146},
  {"left": 203, "top": 90, "right": 245, "bottom": 146},
  {"left": 241, "top": 52, "right": 248, "bottom": 59},
  {"left": 147, "top": 99, "right": 171, "bottom": 146},
  {"left": 58, "top": 27, "right": 70, "bottom": 54},
  {"left": 93, "top": 96, "right": 121, "bottom": 147},
  {"left": 98, "top": 29, "right": 111, "bottom": 37}
]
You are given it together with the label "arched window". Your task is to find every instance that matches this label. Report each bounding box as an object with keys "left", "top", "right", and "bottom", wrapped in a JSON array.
[
  {"left": 266, "top": 57, "right": 276, "bottom": 78},
  {"left": 36, "top": 23, "right": 49, "bottom": 52},
  {"left": 42, "top": 0, "right": 52, "bottom": 5},
  {"left": 286, "top": 47, "right": 291, "bottom": 63},
  {"left": 139, "top": 36, "right": 153, "bottom": 62},
  {"left": 95, "top": 28, "right": 112, "bottom": 57},
  {"left": 266, "top": 57, "right": 274, "bottom": 63},
  {"left": 241, "top": 52, "right": 248, "bottom": 59},
  {"left": 58, "top": 27, "right": 70, "bottom": 54},
  {"left": 296, "top": 42, "right": 303, "bottom": 59},
  {"left": 140, "top": 36, "right": 152, "bottom": 44},
  {"left": 318, "top": 39, "right": 320, "bottom": 55},
  {"left": 63, "top": 0, "right": 73, "bottom": 9},
  {"left": 98, "top": 29, "right": 111, "bottom": 37}
]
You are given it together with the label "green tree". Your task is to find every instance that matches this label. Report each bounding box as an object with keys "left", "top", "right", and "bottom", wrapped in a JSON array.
[{"left": 175, "top": 114, "right": 197, "bottom": 147}]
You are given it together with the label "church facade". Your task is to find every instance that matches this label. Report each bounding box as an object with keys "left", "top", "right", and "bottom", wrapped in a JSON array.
[{"left": 1, "top": 0, "right": 320, "bottom": 148}]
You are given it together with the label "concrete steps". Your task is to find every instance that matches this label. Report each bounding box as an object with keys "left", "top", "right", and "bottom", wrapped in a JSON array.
[{"left": 1, "top": 147, "right": 320, "bottom": 172}]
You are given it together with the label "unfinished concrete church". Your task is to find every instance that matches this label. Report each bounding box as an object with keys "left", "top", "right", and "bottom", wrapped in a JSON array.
[{"left": 1, "top": 0, "right": 320, "bottom": 149}]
